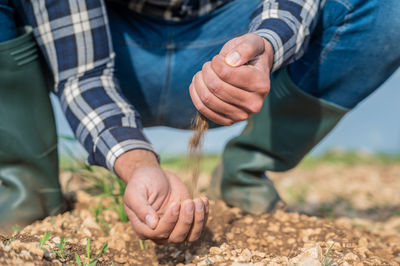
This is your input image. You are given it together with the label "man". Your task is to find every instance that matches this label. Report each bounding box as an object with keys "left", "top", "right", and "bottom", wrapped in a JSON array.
[{"left": 1, "top": 0, "right": 399, "bottom": 243}]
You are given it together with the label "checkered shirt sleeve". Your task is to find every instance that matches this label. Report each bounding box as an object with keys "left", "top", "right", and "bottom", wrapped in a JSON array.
[
  {"left": 250, "top": 0, "right": 323, "bottom": 72},
  {"left": 21, "top": 0, "right": 157, "bottom": 172}
]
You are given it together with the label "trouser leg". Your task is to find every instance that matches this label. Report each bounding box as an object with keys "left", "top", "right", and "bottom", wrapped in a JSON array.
[
  {"left": 0, "top": 0, "right": 17, "bottom": 42},
  {"left": 214, "top": 0, "right": 400, "bottom": 214},
  {"left": 0, "top": 27, "right": 64, "bottom": 233}
]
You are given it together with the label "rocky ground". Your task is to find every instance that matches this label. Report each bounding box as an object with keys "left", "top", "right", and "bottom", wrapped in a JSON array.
[{"left": 1, "top": 154, "right": 400, "bottom": 265}]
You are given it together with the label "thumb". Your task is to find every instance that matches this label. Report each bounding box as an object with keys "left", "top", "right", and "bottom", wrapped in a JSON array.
[
  {"left": 224, "top": 33, "right": 265, "bottom": 67},
  {"left": 124, "top": 189, "right": 159, "bottom": 230}
]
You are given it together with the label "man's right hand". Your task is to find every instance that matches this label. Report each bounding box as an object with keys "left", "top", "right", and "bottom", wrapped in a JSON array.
[{"left": 115, "top": 150, "right": 209, "bottom": 244}]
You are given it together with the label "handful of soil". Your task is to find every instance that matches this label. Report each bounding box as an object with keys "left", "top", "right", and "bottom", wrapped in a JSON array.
[{"left": 188, "top": 113, "right": 209, "bottom": 197}]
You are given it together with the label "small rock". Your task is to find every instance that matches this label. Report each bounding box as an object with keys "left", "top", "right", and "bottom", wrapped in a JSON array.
[
  {"left": 19, "top": 250, "right": 31, "bottom": 259},
  {"left": 226, "top": 232, "right": 234, "bottom": 240},
  {"left": 52, "top": 236, "right": 61, "bottom": 244},
  {"left": 44, "top": 250, "right": 56, "bottom": 261},
  {"left": 241, "top": 248, "right": 252, "bottom": 260},
  {"left": 209, "top": 247, "right": 221, "bottom": 255},
  {"left": 82, "top": 216, "right": 98, "bottom": 229},
  {"left": 243, "top": 216, "right": 254, "bottom": 224},
  {"left": 214, "top": 255, "right": 223, "bottom": 262},
  {"left": 290, "top": 243, "right": 323, "bottom": 265},
  {"left": 236, "top": 255, "right": 250, "bottom": 263},
  {"left": 343, "top": 252, "right": 359, "bottom": 262},
  {"left": 82, "top": 228, "right": 92, "bottom": 237},
  {"left": 115, "top": 256, "right": 127, "bottom": 264}
]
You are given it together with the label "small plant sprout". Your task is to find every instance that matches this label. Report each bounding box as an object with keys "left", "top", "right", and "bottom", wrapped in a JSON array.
[
  {"left": 2, "top": 237, "right": 15, "bottom": 246},
  {"left": 11, "top": 224, "right": 21, "bottom": 233},
  {"left": 75, "top": 238, "right": 108, "bottom": 266},
  {"left": 323, "top": 242, "right": 336, "bottom": 266},
  {"left": 139, "top": 240, "right": 149, "bottom": 250},
  {"left": 91, "top": 202, "right": 112, "bottom": 235},
  {"left": 39, "top": 232, "right": 52, "bottom": 249},
  {"left": 53, "top": 236, "right": 70, "bottom": 260},
  {"left": 112, "top": 196, "right": 129, "bottom": 223},
  {"left": 92, "top": 202, "right": 102, "bottom": 223}
]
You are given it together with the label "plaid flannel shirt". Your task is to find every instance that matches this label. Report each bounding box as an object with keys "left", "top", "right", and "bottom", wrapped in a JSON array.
[{"left": 21, "top": 0, "right": 322, "bottom": 172}]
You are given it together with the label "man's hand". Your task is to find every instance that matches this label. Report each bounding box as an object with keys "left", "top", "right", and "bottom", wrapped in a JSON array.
[
  {"left": 189, "top": 33, "right": 274, "bottom": 125},
  {"left": 115, "top": 150, "right": 209, "bottom": 244}
]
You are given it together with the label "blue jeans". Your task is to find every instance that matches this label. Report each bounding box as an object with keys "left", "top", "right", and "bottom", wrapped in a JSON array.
[{"left": 0, "top": 0, "right": 17, "bottom": 42}]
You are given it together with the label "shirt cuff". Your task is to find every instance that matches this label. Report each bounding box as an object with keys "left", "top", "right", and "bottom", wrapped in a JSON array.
[
  {"left": 251, "top": 18, "right": 296, "bottom": 72},
  {"left": 88, "top": 126, "right": 159, "bottom": 173}
]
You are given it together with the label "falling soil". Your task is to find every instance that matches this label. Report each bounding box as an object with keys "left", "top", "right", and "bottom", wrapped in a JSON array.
[
  {"left": 187, "top": 113, "right": 209, "bottom": 196},
  {"left": 1, "top": 162, "right": 400, "bottom": 265}
]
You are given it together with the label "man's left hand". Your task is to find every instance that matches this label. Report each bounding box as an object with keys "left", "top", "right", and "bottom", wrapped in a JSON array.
[{"left": 189, "top": 33, "right": 274, "bottom": 126}]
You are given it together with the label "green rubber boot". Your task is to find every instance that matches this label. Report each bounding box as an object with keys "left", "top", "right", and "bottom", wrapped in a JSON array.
[
  {"left": 209, "top": 68, "right": 349, "bottom": 214},
  {"left": 0, "top": 27, "right": 64, "bottom": 234}
]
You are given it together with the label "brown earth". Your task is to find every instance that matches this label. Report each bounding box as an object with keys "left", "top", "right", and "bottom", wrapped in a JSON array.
[{"left": 1, "top": 161, "right": 400, "bottom": 265}]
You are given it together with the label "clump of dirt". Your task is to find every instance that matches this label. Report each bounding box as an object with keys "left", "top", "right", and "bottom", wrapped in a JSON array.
[{"left": 188, "top": 113, "right": 209, "bottom": 196}]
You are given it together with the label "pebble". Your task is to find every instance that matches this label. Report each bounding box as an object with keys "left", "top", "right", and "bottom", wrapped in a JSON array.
[
  {"left": 243, "top": 216, "right": 254, "bottom": 224},
  {"left": 114, "top": 256, "right": 127, "bottom": 264},
  {"left": 343, "top": 252, "right": 359, "bottom": 261},
  {"left": 19, "top": 250, "right": 31, "bottom": 260},
  {"left": 209, "top": 247, "right": 221, "bottom": 255},
  {"left": 44, "top": 250, "right": 56, "bottom": 261}
]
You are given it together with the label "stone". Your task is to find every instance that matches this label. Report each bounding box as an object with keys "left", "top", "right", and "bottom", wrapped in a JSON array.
[{"left": 209, "top": 247, "right": 221, "bottom": 255}]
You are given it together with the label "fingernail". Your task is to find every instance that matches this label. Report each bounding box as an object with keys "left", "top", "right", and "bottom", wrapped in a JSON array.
[
  {"left": 145, "top": 214, "right": 156, "bottom": 229},
  {"left": 185, "top": 202, "right": 194, "bottom": 214},
  {"left": 226, "top": 51, "right": 241, "bottom": 66},
  {"left": 172, "top": 202, "right": 180, "bottom": 216},
  {"left": 195, "top": 200, "right": 203, "bottom": 212}
]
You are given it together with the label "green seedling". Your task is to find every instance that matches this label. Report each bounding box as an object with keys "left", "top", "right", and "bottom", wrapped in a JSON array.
[
  {"left": 75, "top": 238, "right": 108, "bottom": 266},
  {"left": 12, "top": 224, "right": 21, "bottom": 233},
  {"left": 322, "top": 242, "right": 335, "bottom": 266},
  {"left": 53, "top": 236, "right": 70, "bottom": 260},
  {"left": 91, "top": 202, "right": 112, "bottom": 235},
  {"left": 138, "top": 240, "right": 149, "bottom": 250},
  {"left": 39, "top": 232, "right": 52, "bottom": 249},
  {"left": 111, "top": 196, "right": 129, "bottom": 223},
  {"left": 3, "top": 237, "right": 15, "bottom": 246}
]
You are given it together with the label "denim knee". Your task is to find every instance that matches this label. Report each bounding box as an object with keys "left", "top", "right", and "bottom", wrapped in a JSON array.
[
  {"left": 374, "top": 1, "right": 400, "bottom": 54},
  {"left": 288, "top": 0, "right": 400, "bottom": 109},
  {"left": 0, "top": 0, "right": 17, "bottom": 42},
  {"left": 348, "top": 0, "right": 400, "bottom": 54}
]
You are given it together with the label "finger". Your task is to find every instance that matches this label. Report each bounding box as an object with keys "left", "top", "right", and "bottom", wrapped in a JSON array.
[
  {"left": 202, "top": 61, "right": 259, "bottom": 113},
  {"left": 219, "top": 36, "right": 242, "bottom": 57},
  {"left": 211, "top": 55, "right": 270, "bottom": 97},
  {"left": 189, "top": 81, "right": 234, "bottom": 126},
  {"left": 186, "top": 198, "right": 206, "bottom": 242},
  {"left": 124, "top": 188, "right": 159, "bottom": 230},
  {"left": 126, "top": 201, "right": 180, "bottom": 240},
  {"left": 168, "top": 199, "right": 195, "bottom": 243},
  {"left": 201, "top": 197, "right": 209, "bottom": 226},
  {"left": 194, "top": 71, "right": 249, "bottom": 122},
  {"left": 223, "top": 33, "right": 265, "bottom": 67}
]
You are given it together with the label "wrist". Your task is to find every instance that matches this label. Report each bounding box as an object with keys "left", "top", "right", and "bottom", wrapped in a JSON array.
[
  {"left": 262, "top": 38, "right": 274, "bottom": 71},
  {"left": 115, "top": 149, "right": 160, "bottom": 183}
]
